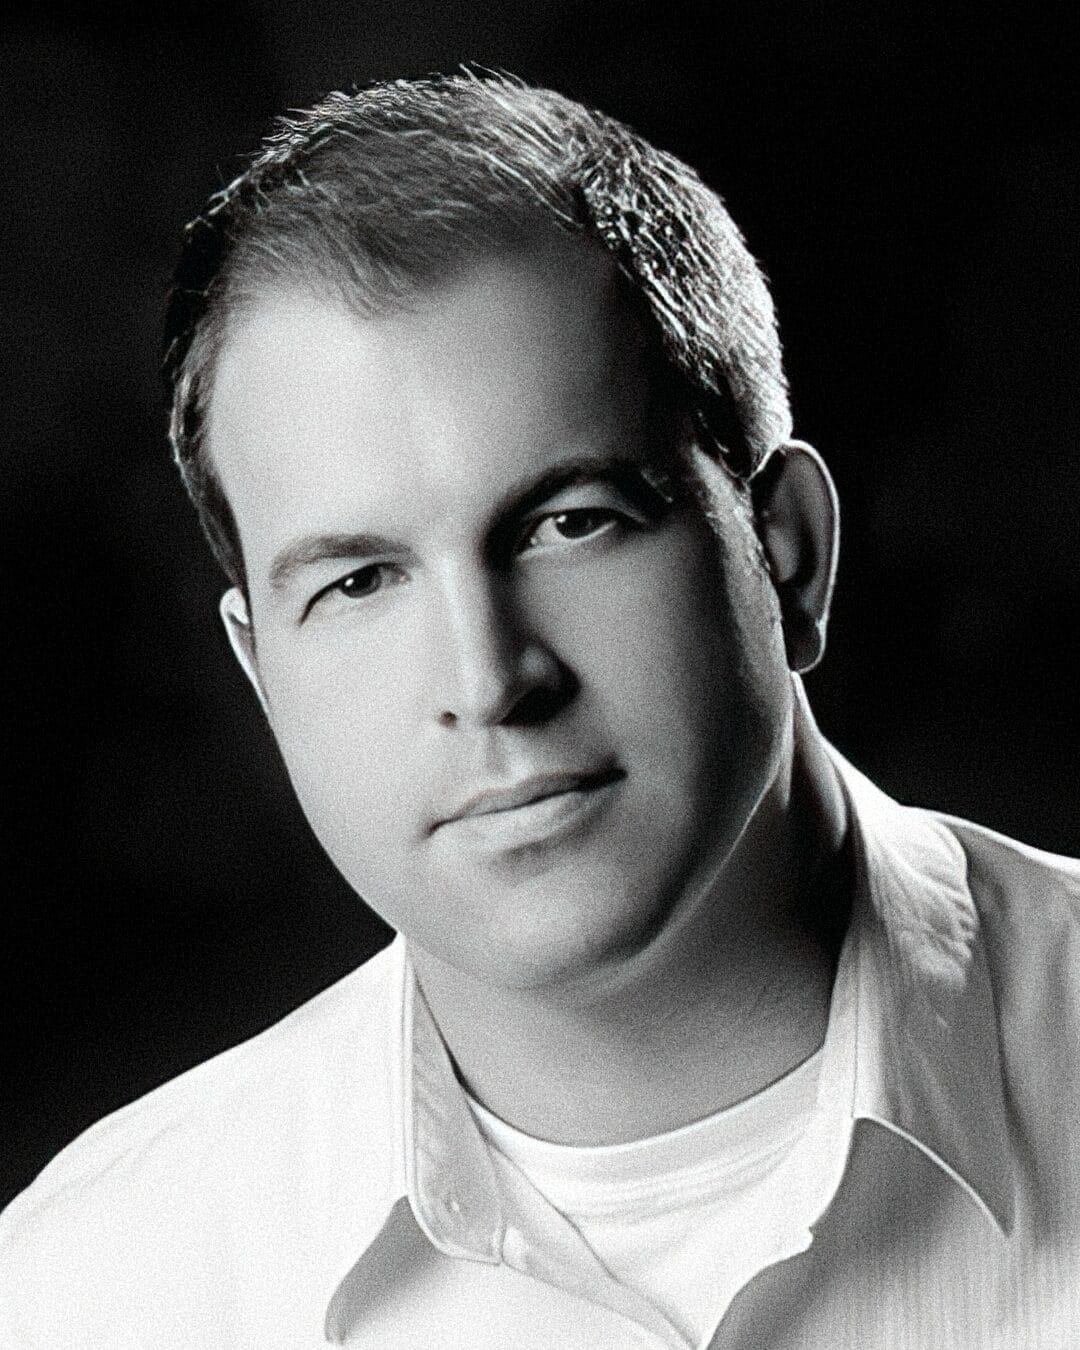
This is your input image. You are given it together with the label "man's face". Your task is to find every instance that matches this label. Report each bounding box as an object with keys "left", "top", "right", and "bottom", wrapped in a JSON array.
[{"left": 208, "top": 234, "right": 793, "bottom": 993}]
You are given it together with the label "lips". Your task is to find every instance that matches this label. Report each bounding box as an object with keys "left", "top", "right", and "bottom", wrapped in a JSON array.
[{"left": 434, "top": 765, "right": 624, "bottom": 833}]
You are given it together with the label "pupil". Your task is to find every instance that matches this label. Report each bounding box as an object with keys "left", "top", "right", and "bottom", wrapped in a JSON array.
[
  {"left": 342, "top": 567, "right": 380, "bottom": 596},
  {"left": 556, "top": 510, "right": 599, "bottom": 538}
]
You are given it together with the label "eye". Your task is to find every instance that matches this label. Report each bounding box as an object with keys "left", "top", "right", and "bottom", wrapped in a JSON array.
[
  {"left": 520, "top": 508, "right": 621, "bottom": 553},
  {"left": 335, "top": 564, "right": 389, "bottom": 598},
  {"left": 305, "top": 562, "right": 399, "bottom": 618}
]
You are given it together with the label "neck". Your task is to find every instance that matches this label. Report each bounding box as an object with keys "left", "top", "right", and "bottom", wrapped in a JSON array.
[{"left": 412, "top": 697, "right": 851, "bottom": 1145}]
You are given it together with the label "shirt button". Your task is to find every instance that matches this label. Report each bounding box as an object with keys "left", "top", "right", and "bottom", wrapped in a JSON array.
[{"left": 503, "top": 1228, "right": 532, "bottom": 1270}]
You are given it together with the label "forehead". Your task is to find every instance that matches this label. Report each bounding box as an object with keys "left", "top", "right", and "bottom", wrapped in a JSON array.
[{"left": 206, "top": 236, "right": 664, "bottom": 570}]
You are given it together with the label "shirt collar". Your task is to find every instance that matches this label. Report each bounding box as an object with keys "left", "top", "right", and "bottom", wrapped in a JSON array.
[
  {"left": 827, "top": 743, "right": 1015, "bottom": 1236},
  {"left": 399, "top": 949, "right": 505, "bottom": 1262},
  {"left": 324, "top": 940, "right": 505, "bottom": 1341},
  {"left": 326, "top": 736, "right": 1016, "bottom": 1337}
]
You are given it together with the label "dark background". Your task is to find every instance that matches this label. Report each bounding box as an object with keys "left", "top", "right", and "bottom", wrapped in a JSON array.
[{"left": 2, "top": 0, "right": 1077, "bottom": 1207}]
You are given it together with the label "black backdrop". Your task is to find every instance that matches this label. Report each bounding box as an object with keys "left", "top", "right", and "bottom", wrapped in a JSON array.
[{"left": 2, "top": 0, "right": 1077, "bottom": 1207}]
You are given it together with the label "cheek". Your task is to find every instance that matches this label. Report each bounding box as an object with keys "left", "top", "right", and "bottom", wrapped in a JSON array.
[
  {"left": 537, "top": 521, "right": 789, "bottom": 857},
  {"left": 257, "top": 631, "right": 429, "bottom": 848},
  {"left": 529, "top": 519, "right": 782, "bottom": 725}
]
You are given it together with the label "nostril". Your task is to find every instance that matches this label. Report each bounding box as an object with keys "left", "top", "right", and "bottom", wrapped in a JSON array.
[
  {"left": 505, "top": 667, "right": 578, "bottom": 728},
  {"left": 438, "top": 710, "right": 458, "bottom": 728}
]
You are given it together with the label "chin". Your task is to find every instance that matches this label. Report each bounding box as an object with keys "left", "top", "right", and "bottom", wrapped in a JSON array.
[{"left": 453, "top": 871, "right": 680, "bottom": 997}]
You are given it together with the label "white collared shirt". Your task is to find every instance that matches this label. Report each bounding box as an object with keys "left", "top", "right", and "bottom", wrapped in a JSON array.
[
  {"left": 467, "top": 1045, "right": 833, "bottom": 1343},
  {"left": 3, "top": 746, "right": 1080, "bottom": 1347}
]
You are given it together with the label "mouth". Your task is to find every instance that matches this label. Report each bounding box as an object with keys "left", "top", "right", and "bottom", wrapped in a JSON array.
[{"left": 432, "top": 765, "right": 625, "bottom": 849}]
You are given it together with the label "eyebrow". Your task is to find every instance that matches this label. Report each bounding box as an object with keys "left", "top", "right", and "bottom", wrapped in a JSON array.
[
  {"left": 496, "top": 451, "right": 670, "bottom": 524},
  {"left": 266, "top": 450, "right": 672, "bottom": 593},
  {"left": 268, "top": 532, "right": 406, "bottom": 592}
]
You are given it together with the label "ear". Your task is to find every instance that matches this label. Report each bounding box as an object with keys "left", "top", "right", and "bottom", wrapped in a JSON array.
[
  {"left": 219, "top": 587, "right": 270, "bottom": 716},
  {"left": 751, "top": 440, "right": 839, "bottom": 673}
]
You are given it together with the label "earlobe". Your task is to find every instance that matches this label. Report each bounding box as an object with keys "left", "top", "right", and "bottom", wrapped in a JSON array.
[
  {"left": 751, "top": 440, "right": 840, "bottom": 673},
  {"left": 219, "top": 587, "right": 269, "bottom": 715}
]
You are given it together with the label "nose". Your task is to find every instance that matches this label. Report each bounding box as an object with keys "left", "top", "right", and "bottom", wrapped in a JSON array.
[{"left": 432, "top": 565, "right": 573, "bottom": 730}]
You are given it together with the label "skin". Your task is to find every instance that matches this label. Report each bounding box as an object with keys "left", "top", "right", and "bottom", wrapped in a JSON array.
[{"left": 209, "top": 230, "right": 849, "bottom": 1143}]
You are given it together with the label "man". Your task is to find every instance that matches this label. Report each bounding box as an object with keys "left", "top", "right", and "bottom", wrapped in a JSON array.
[{"left": 1, "top": 72, "right": 1078, "bottom": 1349}]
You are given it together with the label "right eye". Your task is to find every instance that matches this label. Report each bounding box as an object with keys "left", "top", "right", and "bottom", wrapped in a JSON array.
[
  {"left": 305, "top": 563, "right": 402, "bottom": 618},
  {"left": 333, "top": 565, "right": 388, "bottom": 599}
]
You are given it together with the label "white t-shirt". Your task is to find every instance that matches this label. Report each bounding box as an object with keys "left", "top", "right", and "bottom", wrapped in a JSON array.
[{"left": 469, "top": 1048, "right": 844, "bottom": 1345}]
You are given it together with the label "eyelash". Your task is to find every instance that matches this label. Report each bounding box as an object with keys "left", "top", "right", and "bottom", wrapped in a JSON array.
[
  {"left": 518, "top": 506, "right": 623, "bottom": 552},
  {"left": 306, "top": 507, "right": 629, "bottom": 617}
]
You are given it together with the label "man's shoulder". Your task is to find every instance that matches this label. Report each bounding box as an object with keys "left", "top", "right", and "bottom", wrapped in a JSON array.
[
  {"left": 935, "top": 808, "right": 1080, "bottom": 925},
  {"left": 837, "top": 743, "right": 1080, "bottom": 933},
  {"left": 839, "top": 745, "right": 1080, "bottom": 1050},
  {"left": 0, "top": 939, "right": 400, "bottom": 1266},
  {"left": 928, "top": 808, "right": 1080, "bottom": 1061}
]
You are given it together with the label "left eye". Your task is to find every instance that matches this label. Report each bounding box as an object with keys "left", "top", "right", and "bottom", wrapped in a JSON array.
[{"left": 521, "top": 509, "right": 620, "bottom": 551}]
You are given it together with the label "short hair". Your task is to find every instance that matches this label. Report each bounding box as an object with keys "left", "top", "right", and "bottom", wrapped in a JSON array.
[{"left": 163, "top": 70, "right": 792, "bottom": 587}]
